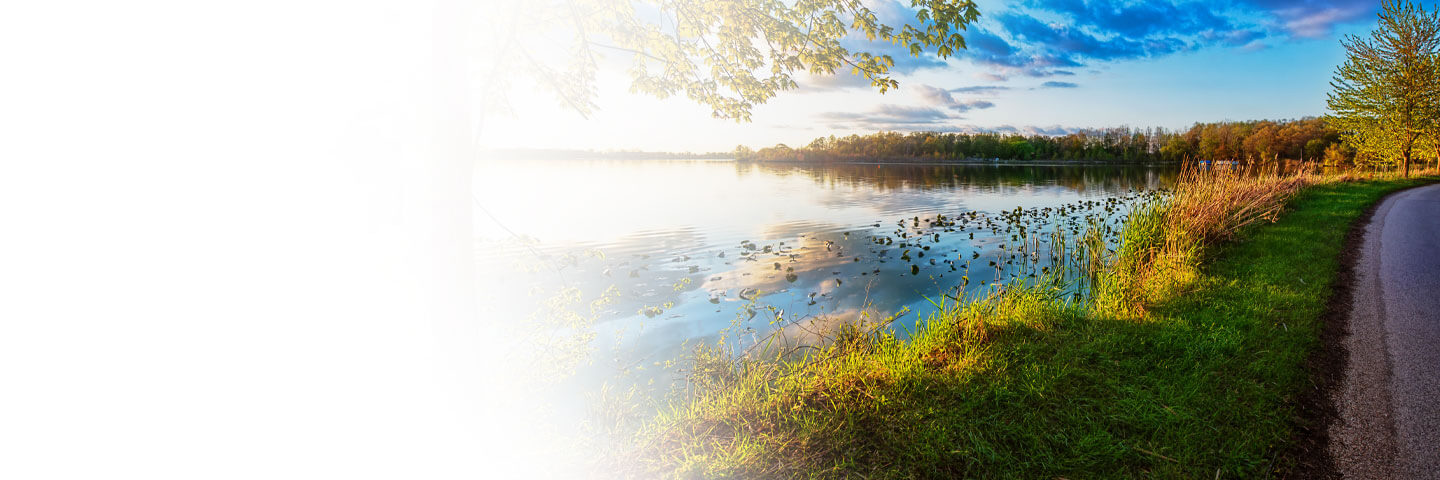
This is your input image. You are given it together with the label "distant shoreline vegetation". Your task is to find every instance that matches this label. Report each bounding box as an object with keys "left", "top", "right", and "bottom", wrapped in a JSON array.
[
  {"left": 483, "top": 148, "right": 731, "bottom": 161},
  {"left": 735, "top": 118, "right": 1356, "bottom": 165}
]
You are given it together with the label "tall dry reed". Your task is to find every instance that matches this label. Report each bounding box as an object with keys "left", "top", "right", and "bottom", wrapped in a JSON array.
[{"left": 1095, "top": 164, "right": 1314, "bottom": 315}]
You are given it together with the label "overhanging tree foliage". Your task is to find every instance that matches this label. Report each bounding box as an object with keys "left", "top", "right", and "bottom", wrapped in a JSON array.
[
  {"left": 1327, "top": 0, "right": 1440, "bottom": 177},
  {"left": 478, "top": 0, "right": 980, "bottom": 122}
]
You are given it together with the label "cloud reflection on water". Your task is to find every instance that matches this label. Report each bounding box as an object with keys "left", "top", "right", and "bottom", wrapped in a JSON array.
[{"left": 476, "top": 160, "right": 1174, "bottom": 391}]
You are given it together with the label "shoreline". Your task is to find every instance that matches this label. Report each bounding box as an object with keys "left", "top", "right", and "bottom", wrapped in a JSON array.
[
  {"left": 736, "top": 158, "right": 1179, "bottom": 167},
  {"left": 612, "top": 171, "right": 1438, "bottom": 477}
]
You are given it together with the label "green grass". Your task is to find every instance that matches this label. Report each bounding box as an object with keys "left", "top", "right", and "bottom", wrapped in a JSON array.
[{"left": 619, "top": 175, "right": 1435, "bottom": 478}]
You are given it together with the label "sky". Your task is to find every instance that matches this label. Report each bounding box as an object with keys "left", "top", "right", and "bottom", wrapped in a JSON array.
[{"left": 478, "top": 0, "right": 1383, "bottom": 153}]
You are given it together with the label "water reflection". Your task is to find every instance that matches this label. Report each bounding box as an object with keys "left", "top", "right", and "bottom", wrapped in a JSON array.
[
  {"left": 475, "top": 159, "right": 1175, "bottom": 387},
  {"left": 738, "top": 162, "right": 1172, "bottom": 195}
]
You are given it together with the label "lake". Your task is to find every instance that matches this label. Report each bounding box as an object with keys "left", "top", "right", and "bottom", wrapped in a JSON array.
[{"left": 476, "top": 159, "right": 1176, "bottom": 386}]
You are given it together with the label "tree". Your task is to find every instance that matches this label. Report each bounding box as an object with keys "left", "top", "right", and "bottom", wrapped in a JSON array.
[
  {"left": 1324, "top": 142, "right": 1356, "bottom": 167},
  {"left": 1305, "top": 138, "right": 1329, "bottom": 161},
  {"left": 1328, "top": 0, "right": 1440, "bottom": 177},
  {"left": 733, "top": 144, "right": 755, "bottom": 160},
  {"left": 480, "top": 0, "right": 980, "bottom": 122},
  {"left": 1160, "top": 134, "right": 1191, "bottom": 161},
  {"left": 1242, "top": 122, "right": 1278, "bottom": 162}
]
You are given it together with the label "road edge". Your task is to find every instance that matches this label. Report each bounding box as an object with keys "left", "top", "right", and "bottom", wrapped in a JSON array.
[{"left": 1285, "top": 178, "right": 1438, "bottom": 479}]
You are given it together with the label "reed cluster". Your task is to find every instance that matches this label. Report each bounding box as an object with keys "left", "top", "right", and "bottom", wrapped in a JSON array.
[{"left": 1093, "top": 165, "right": 1312, "bottom": 316}]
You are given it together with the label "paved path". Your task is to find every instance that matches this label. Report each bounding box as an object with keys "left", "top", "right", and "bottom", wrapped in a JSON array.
[{"left": 1332, "top": 183, "right": 1440, "bottom": 479}]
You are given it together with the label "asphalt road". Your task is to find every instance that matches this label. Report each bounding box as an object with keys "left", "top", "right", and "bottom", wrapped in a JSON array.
[{"left": 1332, "top": 183, "right": 1440, "bottom": 479}]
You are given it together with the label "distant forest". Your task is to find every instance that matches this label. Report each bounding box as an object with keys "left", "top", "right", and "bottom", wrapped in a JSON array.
[
  {"left": 735, "top": 118, "right": 1355, "bottom": 164},
  {"left": 486, "top": 148, "right": 730, "bottom": 160}
]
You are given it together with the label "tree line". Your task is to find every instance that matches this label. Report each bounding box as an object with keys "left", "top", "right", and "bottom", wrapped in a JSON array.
[{"left": 734, "top": 118, "right": 1361, "bottom": 164}]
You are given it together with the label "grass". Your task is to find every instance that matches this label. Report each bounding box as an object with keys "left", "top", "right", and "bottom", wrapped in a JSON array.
[{"left": 606, "top": 169, "right": 1437, "bottom": 478}]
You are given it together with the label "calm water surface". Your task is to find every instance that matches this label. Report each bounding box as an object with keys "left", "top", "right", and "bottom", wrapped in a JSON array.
[{"left": 476, "top": 159, "right": 1175, "bottom": 383}]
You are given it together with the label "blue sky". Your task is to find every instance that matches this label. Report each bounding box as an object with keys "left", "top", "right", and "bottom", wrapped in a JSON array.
[{"left": 479, "top": 0, "right": 1382, "bottom": 153}]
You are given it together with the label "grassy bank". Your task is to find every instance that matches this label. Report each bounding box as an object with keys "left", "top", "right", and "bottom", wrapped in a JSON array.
[{"left": 609, "top": 170, "right": 1435, "bottom": 478}]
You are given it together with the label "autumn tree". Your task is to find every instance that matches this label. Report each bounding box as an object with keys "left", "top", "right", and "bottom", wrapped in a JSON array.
[
  {"left": 1328, "top": 0, "right": 1440, "bottom": 177},
  {"left": 1242, "top": 122, "right": 1278, "bottom": 162}
]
